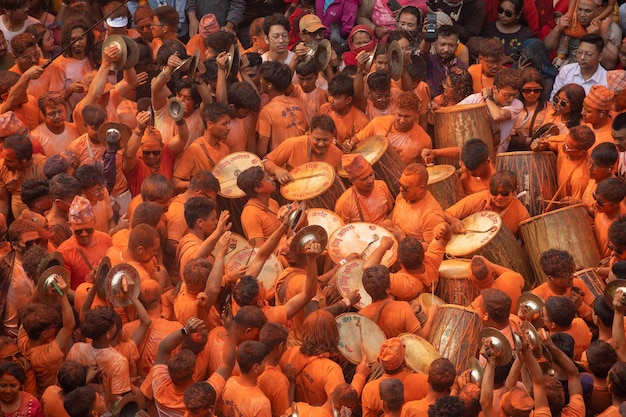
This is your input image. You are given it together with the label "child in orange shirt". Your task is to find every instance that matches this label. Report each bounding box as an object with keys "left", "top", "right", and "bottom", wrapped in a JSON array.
[
  {"left": 543, "top": 295, "right": 592, "bottom": 360},
  {"left": 583, "top": 142, "right": 619, "bottom": 212},
  {"left": 293, "top": 60, "right": 327, "bottom": 126}
]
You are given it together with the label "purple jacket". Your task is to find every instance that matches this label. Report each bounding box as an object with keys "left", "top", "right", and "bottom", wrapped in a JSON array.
[{"left": 317, "top": 0, "right": 362, "bottom": 39}]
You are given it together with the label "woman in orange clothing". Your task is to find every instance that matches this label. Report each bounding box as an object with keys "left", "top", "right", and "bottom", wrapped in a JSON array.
[
  {"left": 445, "top": 170, "right": 530, "bottom": 237},
  {"left": 593, "top": 178, "right": 626, "bottom": 258}
]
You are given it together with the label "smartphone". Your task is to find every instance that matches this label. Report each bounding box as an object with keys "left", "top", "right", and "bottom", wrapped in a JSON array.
[
  {"left": 387, "top": 0, "right": 402, "bottom": 11},
  {"left": 424, "top": 12, "right": 438, "bottom": 43}
]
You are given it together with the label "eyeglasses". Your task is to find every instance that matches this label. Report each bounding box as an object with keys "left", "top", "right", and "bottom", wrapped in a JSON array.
[
  {"left": 521, "top": 88, "right": 543, "bottom": 94},
  {"left": 150, "top": 23, "right": 166, "bottom": 27},
  {"left": 2, "top": 351, "right": 22, "bottom": 362},
  {"left": 497, "top": 6, "right": 515, "bottom": 17},
  {"left": 499, "top": 90, "right": 519, "bottom": 99},
  {"left": 74, "top": 228, "right": 95, "bottom": 236},
  {"left": 490, "top": 189, "right": 511, "bottom": 197},
  {"left": 142, "top": 150, "right": 162, "bottom": 156},
  {"left": 609, "top": 242, "right": 624, "bottom": 255},
  {"left": 371, "top": 92, "right": 391, "bottom": 102},
  {"left": 20, "top": 238, "right": 41, "bottom": 248},
  {"left": 575, "top": 49, "right": 595, "bottom": 58},
  {"left": 553, "top": 97, "right": 569, "bottom": 108}
]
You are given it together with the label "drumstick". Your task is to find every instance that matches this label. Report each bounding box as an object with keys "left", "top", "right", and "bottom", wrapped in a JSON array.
[
  {"left": 356, "top": 318, "right": 365, "bottom": 359},
  {"left": 220, "top": 172, "right": 327, "bottom": 186}
]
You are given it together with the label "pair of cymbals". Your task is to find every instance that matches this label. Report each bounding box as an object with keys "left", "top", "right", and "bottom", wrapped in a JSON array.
[
  {"left": 364, "top": 41, "right": 403, "bottom": 81},
  {"left": 102, "top": 35, "right": 139, "bottom": 71},
  {"left": 516, "top": 292, "right": 545, "bottom": 329},
  {"left": 478, "top": 327, "right": 513, "bottom": 366},
  {"left": 288, "top": 225, "right": 327, "bottom": 265}
]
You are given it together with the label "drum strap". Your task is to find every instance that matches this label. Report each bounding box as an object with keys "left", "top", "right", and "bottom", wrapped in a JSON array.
[
  {"left": 352, "top": 190, "right": 366, "bottom": 223},
  {"left": 295, "top": 354, "right": 322, "bottom": 405},
  {"left": 276, "top": 271, "right": 299, "bottom": 305},
  {"left": 374, "top": 299, "right": 393, "bottom": 324},
  {"left": 198, "top": 140, "right": 217, "bottom": 169},
  {"left": 76, "top": 247, "right": 94, "bottom": 271}
]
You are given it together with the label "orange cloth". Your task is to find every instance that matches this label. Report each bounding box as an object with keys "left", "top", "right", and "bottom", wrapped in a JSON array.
[
  {"left": 73, "top": 89, "right": 124, "bottom": 135},
  {"left": 354, "top": 115, "right": 432, "bottom": 165},
  {"left": 291, "top": 84, "right": 328, "bottom": 126},
  {"left": 12, "top": 95, "right": 43, "bottom": 129},
  {"left": 556, "top": 144, "right": 590, "bottom": 200},
  {"left": 207, "top": 327, "right": 240, "bottom": 377},
  {"left": 532, "top": 278, "right": 595, "bottom": 322},
  {"left": 57, "top": 231, "right": 112, "bottom": 290},
  {"left": 110, "top": 228, "right": 130, "bottom": 252},
  {"left": 334, "top": 181, "right": 393, "bottom": 225},
  {"left": 598, "top": 405, "right": 622, "bottom": 417},
  {"left": 23, "top": 340, "right": 64, "bottom": 397},
  {"left": 220, "top": 377, "right": 272, "bottom": 417},
  {"left": 0, "top": 153, "right": 46, "bottom": 219},
  {"left": 41, "top": 385, "right": 70, "bottom": 417},
  {"left": 265, "top": 135, "right": 343, "bottom": 171},
  {"left": 48, "top": 55, "right": 89, "bottom": 115},
  {"left": 185, "top": 35, "right": 210, "bottom": 61},
  {"left": 390, "top": 191, "right": 445, "bottom": 244},
  {"left": 279, "top": 346, "right": 366, "bottom": 406},
  {"left": 285, "top": 403, "right": 332, "bottom": 417},
  {"left": 319, "top": 103, "right": 369, "bottom": 146},
  {"left": 224, "top": 114, "right": 255, "bottom": 152},
  {"left": 468, "top": 63, "right": 494, "bottom": 93},
  {"left": 459, "top": 163, "right": 496, "bottom": 195},
  {"left": 361, "top": 370, "right": 428, "bottom": 417},
  {"left": 414, "top": 81, "right": 431, "bottom": 117},
  {"left": 154, "top": 104, "right": 205, "bottom": 149},
  {"left": 91, "top": 188, "right": 114, "bottom": 233},
  {"left": 176, "top": 232, "right": 202, "bottom": 278},
  {"left": 241, "top": 198, "right": 282, "bottom": 242},
  {"left": 588, "top": 122, "right": 614, "bottom": 153},
  {"left": 562, "top": 318, "right": 593, "bottom": 360},
  {"left": 389, "top": 241, "right": 445, "bottom": 300},
  {"left": 30, "top": 122, "right": 79, "bottom": 157},
  {"left": 258, "top": 364, "right": 290, "bottom": 417},
  {"left": 9, "top": 59, "right": 51, "bottom": 99},
  {"left": 172, "top": 136, "right": 230, "bottom": 182},
  {"left": 166, "top": 194, "right": 189, "bottom": 243},
  {"left": 594, "top": 205, "right": 626, "bottom": 258},
  {"left": 123, "top": 317, "right": 182, "bottom": 377},
  {"left": 401, "top": 397, "right": 435, "bottom": 417},
  {"left": 257, "top": 95, "right": 308, "bottom": 150},
  {"left": 115, "top": 339, "right": 140, "bottom": 380},
  {"left": 470, "top": 270, "right": 525, "bottom": 314},
  {"left": 358, "top": 299, "right": 422, "bottom": 338},
  {"left": 445, "top": 189, "right": 530, "bottom": 236},
  {"left": 73, "top": 282, "right": 109, "bottom": 314}
]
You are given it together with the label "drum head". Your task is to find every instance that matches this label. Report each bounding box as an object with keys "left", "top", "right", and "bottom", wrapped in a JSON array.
[
  {"left": 438, "top": 259, "right": 470, "bottom": 279},
  {"left": 213, "top": 152, "right": 263, "bottom": 199},
  {"left": 328, "top": 222, "right": 398, "bottom": 267},
  {"left": 445, "top": 211, "right": 502, "bottom": 257},
  {"left": 281, "top": 162, "right": 336, "bottom": 201},
  {"left": 427, "top": 165, "right": 456, "bottom": 185},
  {"left": 398, "top": 333, "right": 440, "bottom": 374},
  {"left": 336, "top": 259, "right": 371, "bottom": 309},
  {"left": 418, "top": 293, "right": 445, "bottom": 311},
  {"left": 336, "top": 313, "right": 386, "bottom": 365},
  {"left": 211, "top": 233, "right": 251, "bottom": 266},
  {"left": 434, "top": 102, "right": 487, "bottom": 114},
  {"left": 226, "top": 248, "right": 283, "bottom": 300},
  {"left": 337, "top": 136, "right": 389, "bottom": 178},
  {"left": 307, "top": 208, "right": 345, "bottom": 239}
]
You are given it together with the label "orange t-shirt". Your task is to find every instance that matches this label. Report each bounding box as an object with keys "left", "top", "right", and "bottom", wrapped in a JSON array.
[
  {"left": 291, "top": 84, "right": 328, "bottom": 126},
  {"left": 13, "top": 95, "right": 43, "bottom": 129},
  {"left": 30, "top": 122, "right": 79, "bottom": 157},
  {"left": 391, "top": 191, "right": 445, "bottom": 244},
  {"left": 41, "top": 385, "right": 69, "bottom": 417},
  {"left": 48, "top": 55, "right": 89, "bottom": 114},
  {"left": 589, "top": 122, "right": 614, "bottom": 153},
  {"left": 354, "top": 115, "right": 432, "bottom": 165},
  {"left": 319, "top": 103, "right": 369, "bottom": 146},
  {"left": 389, "top": 241, "right": 445, "bottom": 300},
  {"left": 598, "top": 405, "right": 622, "bottom": 417},
  {"left": 258, "top": 364, "right": 290, "bottom": 417},
  {"left": 185, "top": 34, "right": 210, "bottom": 62},
  {"left": 459, "top": 163, "right": 496, "bottom": 195},
  {"left": 594, "top": 206, "right": 626, "bottom": 258},
  {"left": 468, "top": 63, "right": 494, "bottom": 93},
  {"left": 362, "top": 370, "right": 428, "bottom": 417},
  {"left": 154, "top": 104, "right": 205, "bottom": 149},
  {"left": 470, "top": 271, "right": 525, "bottom": 314},
  {"left": 241, "top": 198, "right": 282, "bottom": 242},
  {"left": 166, "top": 194, "right": 189, "bottom": 244},
  {"left": 445, "top": 189, "right": 530, "bottom": 236},
  {"left": 207, "top": 327, "right": 240, "bottom": 378},
  {"left": 176, "top": 232, "right": 203, "bottom": 278},
  {"left": 563, "top": 318, "right": 593, "bottom": 360},
  {"left": 172, "top": 136, "right": 230, "bottom": 182},
  {"left": 10, "top": 60, "right": 51, "bottom": 100},
  {"left": 532, "top": 278, "right": 595, "bottom": 321},
  {"left": 24, "top": 340, "right": 64, "bottom": 397},
  {"left": 0, "top": 153, "right": 46, "bottom": 219},
  {"left": 73, "top": 88, "right": 124, "bottom": 135},
  {"left": 401, "top": 397, "right": 435, "bottom": 417},
  {"left": 122, "top": 317, "right": 182, "bottom": 377},
  {"left": 358, "top": 299, "right": 422, "bottom": 338},
  {"left": 334, "top": 181, "right": 393, "bottom": 225},
  {"left": 285, "top": 403, "right": 332, "bottom": 417},
  {"left": 257, "top": 94, "right": 307, "bottom": 151},
  {"left": 556, "top": 146, "right": 590, "bottom": 200},
  {"left": 220, "top": 376, "right": 272, "bottom": 417},
  {"left": 265, "top": 135, "right": 343, "bottom": 171},
  {"left": 57, "top": 232, "right": 113, "bottom": 290}
]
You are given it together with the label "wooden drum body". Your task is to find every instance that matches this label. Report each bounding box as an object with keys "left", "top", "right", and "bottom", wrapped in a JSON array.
[
  {"left": 281, "top": 162, "right": 346, "bottom": 211},
  {"left": 337, "top": 135, "right": 406, "bottom": 199},
  {"left": 426, "top": 165, "right": 466, "bottom": 210},
  {"left": 495, "top": 151, "right": 557, "bottom": 217},
  {"left": 436, "top": 259, "right": 479, "bottom": 306},
  {"left": 434, "top": 103, "right": 494, "bottom": 167},
  {"left": 445, "top": 211, "right": 536, "bottom": 288},
  {"left": 574, "top": 268, "right": 606, "bottom": 300},
  {"left": 427, "top": 305, "right": 484, "bottom": 375},
  {"left": 519, "top": 204, "right": 602, "bottom": 284},
  {"left": 213, "top": 152, "right": 263, "bottom": 236}
]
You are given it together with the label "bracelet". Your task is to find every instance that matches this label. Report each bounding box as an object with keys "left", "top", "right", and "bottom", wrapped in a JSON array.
[
  {"left": 339, "top": 259, "right": 347, "bottom": 266},
  {"left": 342, "top": 297, "right": 351, "bottom": 308},
  {"left": 161, "top": 67, "right": 171, "bottom": 77},
  {"left": 180, "top": 327, "right": 188, "bottom": 336},
  {"left": 484, "top": 96, "right": 493, "bottom": 101}
]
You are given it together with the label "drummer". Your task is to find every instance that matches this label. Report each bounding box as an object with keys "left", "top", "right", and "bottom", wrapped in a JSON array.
[
  {"left": 263, "top": 115, "right": 343, "bottom": 185},
  {"left": 468, "top": 256, "right": 524, "bottom": 314},
  {"left": 237, "top": 166, "right": 282, "bottom": 247},
  {"left": 348, "top": 92, "right": 432, "bottom": 166},
  {"left": 531, "top": 249, "right": 595, "bottom": 323},
  {"left": 581, "top": 85, "right": 615, "bottom": 149},
  {"left": 388, "top": 163, "right": 445, "bottom": 246},
  {"left": 334, "top": 154, "right": 394, "bottom": 225},
  {"left": 548, "top": 125, "right": 595, "bottom": 201},
  {"left": 444, "top": 170, "right": 530, "bottom": 237}
]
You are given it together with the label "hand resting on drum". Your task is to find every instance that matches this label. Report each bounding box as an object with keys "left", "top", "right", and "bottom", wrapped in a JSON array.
[
  {"left": 445, "top": 215, "right": 466, "bottom": 234},
  {"left": 274, "top": 167, "right": 294, "bottom": 185}
]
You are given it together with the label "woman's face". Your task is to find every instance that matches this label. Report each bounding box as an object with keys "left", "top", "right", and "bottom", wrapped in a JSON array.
[
  {"left": 398, "top": 12, "right": 419, "bottom": 34},
  {"left": 521, "top": 81, "right": 542, "bottom": 106},
  {"left": 553, "top": 91, "right": 572, "bottom": 116},
  {"left": 0, "top": 373, "right": 20, "bottom": 405},
  {"left": 489, "top": 184, "right": 515, "bottom": 209},
  {"left": 497, "top": 0, "right": 520, "bottom": 25}
]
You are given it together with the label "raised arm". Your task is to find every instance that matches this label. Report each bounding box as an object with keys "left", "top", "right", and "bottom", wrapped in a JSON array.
[
  {"left": 613, "top": 289, "right": 626, "bottom": 361},
  {"left": 152, "top": 54, "right": 182, "bottom": 111},
  {"left": 54, "top": 275, "right": 76, "bottom": 352},
  {"left": 540, "top": 329, "right": 582, "bottom": 396},
  {"left": 283, "top": 242, "right": 322, "bottom": 320},
  {"left": 155, "top": 317, "right": 206, "bottom": 365},
  {"left": 193, "top": 211, "right": 232, "bottom": 260},
  {"left": 128, "top": 290, "right": 153, "bottom": 348},
  {"left": 123, "top": 111, "right": 150, "bottom": 173}
]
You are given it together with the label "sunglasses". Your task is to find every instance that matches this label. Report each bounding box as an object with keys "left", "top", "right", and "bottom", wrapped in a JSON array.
[
  {"left": 142, "top": 150, "right": 162, "bottom": 157},
  {"left": 490, "top": 189, "right": 511, "bottom": 197},
  {"left": 553, "top": 97, "right": 569, "bottom": 108},
  {"left": 74, "top": 228, "right": 95, "bottom": 236},
  {"left": 521, "top": 88, "right": 543, "bottom": 94},
  {"left": 2, "top": 351, "right": 22, "bottom": 362},
  {"left": 497, "top": 6, "right": 515, "bottom": 17},
  {"left": 21, "top": 238, "right": 41, "bottom": 248}
]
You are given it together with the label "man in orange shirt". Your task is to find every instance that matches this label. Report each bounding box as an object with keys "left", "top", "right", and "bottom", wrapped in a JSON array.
[
  {"left": 47, "top": 174, "right": 81, "bottom": 248},
  {"left": 583, "top": 85, "right": 615, "bottom": 149},
  {"left": 361, "top": 338, "right": 428, "bottom": 417},
  {"left": 445, "top": 170, "right": 530, "bottom": 237},
  {"left": 593, "top": 178, "right": 626, "bottom": 257},
  {"left": 401, "top": 358, "right": 457, "bottom": 417},
  {"left": 389, "top": 163, "right": 445, "bottom": 245},
  {"left": 8, "top": 33, "right": 50, "bottom": 100},
  {"left": 532, "top": 249, "right": 595, "bottom": 322},
  {"left": 351, "top": 92, "right": 432, "bottom": 166},
  {"left": 30, "top": 92, "right": 79, "bottom": 157},
  {"left": 263, "top": 115, "right": 343, "bottom": 184},
  {"left": 554, "top": 125, "right": 595, "bottom": 201},
  {"left": 473, "top": 288, "right": 521, "bottom": 354},
  {"left": 238, "top": 166, "right": 282, "bottom": 246},
  {"left": 544, "top": 295, "right": 592, "bottom": 360},
  {"left": 0, "top": 65, "right": 43, "bottom": 129},
  {"left": 468, "top": 255, "right": 525, "bottom": 314},
  {"left": 467, "top": 39, "right": 503, "bottom": 94},
  {"left": 256, "top": 61, "right": 307, "bottom": 157},
  {"left": 335, "top": 154, "right": 394, "bottom": 225},
  {"left": 258, "top": 322, "right": 290, "bottom": 417}
]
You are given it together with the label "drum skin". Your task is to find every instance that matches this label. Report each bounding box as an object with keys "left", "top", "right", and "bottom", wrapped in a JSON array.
[
  {"left": 426, "top": 165, "right": 466, "bottom": 210},
  {"left": 281, "top": 162, "right": 346, "bottom": 211}
]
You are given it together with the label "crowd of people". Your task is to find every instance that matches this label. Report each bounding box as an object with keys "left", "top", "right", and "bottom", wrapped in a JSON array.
[{"left": 1, "top": 0, "right": 626, "bottom": 416}]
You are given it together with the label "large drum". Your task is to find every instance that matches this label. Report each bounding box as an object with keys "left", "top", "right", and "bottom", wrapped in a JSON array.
[
  {"left": 281, "top": 162, "right": 346, "bottom": 211},
  {"left": 336, "top": 259, "right": 371, "bottom": 309},
  {"left": 434, "top": 103, "right": 495, "bottom": 167},
  {"left": 426, "top": 165, "right": 466, "bottom": 210},
  {"left": 306, "top": 208, "right": 345, "bottom": 239},
  {"left": 436, "top": 259, "right": 480, "bottom": 306},
  {"left": 519, "top": 204, "right": 602, "bottom": 284},
  {"left": 428, "top": 305, "right": 484, "bottom": 375},
  {"left": 574, "top": 268, "right": 606, "bottom": 300},
  {"left": 213, "top": 152, "right": 263, "bottom": 236},
  {"left": 337, "top": 135, "right": 405, "bottom": 199},
  {"left": 336, "top": 313, "right": 386, "bottom": 365},
  {"left": 410, "top": 293, "right": 445, "bottom": 327},
  {"left": 225, "top": 248, "right": 283, "bottom": 301},
  {"left": 328, "top": 222, "right": 398, "bottom": 267},
  {"left": 446, "top": 211, "right": 536, "bottom": 288},
  {"left": 398, "top": 333, "right": 441, "bottom": 374},
  {"left": 210, "top": 233, "right": 251, "bottom": 267},
  {"left": 495, "top": 151, "right": 558, "bottom": 217}
]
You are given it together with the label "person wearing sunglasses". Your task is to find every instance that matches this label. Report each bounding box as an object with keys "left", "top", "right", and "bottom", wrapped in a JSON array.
[
  {"left": 510, "top": 68, "right": 548, "bottom": 151},
  {"left": 444, "top": 170, "right": 530, "bottom": 237},
  {"left": 467, "top": 39, "right": 504, "bottom": 94},
  {"left": 57, "top": 195, "right": 113, "bottom": 291},
  {"left": 581, "top": 142, "right": 618, "bottom": 212},
  {"left": 608, "top": 216, "right": 626, "bottom": 264},
  {"left": 482, "top": 0, "right": 533, "bottom": 61},
  {"left": 592, "top": 178, "right": 626, "bottom": 258},
  {"left": 543, "top": 83, "right": 585, "bottom": 135}
]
